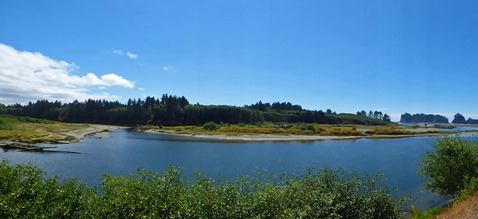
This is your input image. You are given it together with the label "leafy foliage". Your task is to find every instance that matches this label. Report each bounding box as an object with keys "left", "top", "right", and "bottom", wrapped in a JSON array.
[
  {"left": 419, "top": 136, "right": 478, "bottom": 197},
  {"left": 0, "top": 160, "right": 88, "bottom": 218},
  {"left": 329, "top": 113, "right": 390, "bottom": 125},
  {"left": 0, "top": 159, "right": 406, "bottom": 219},
  {"left": 202, "top": 121, "right": 219, "bottom": 131},
  {"left": 458, "top": 176, "right": 478, "bottom": 201},
  {"left": 410, "top": 205, "right": 445, "bottom": 219}
]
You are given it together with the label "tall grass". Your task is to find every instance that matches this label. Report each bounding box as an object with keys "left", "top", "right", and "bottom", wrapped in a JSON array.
[{"left": 0, "top": 114, "right": 83, "bottom": 143}]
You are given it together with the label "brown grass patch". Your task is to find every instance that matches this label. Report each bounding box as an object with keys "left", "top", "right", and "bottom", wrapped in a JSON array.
[{"left": 438, "top": 193, "right": 478, "bottom": 219}]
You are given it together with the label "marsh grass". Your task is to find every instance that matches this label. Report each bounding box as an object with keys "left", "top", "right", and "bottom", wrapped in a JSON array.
[
  {"left": 149, "top": 123, "right": 412, "bottom": 137},
  {"left": 0, "top": 114, "right": 88, "bottom": 143}
]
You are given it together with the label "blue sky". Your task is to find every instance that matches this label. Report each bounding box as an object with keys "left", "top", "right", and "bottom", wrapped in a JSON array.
[{"left": 1, "top": 0, "right": 478, "bottom": 121}]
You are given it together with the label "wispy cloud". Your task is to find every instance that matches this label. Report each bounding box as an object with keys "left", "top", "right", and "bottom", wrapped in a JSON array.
[
  {"left": 138, "top": 87, "right": 145, "bottom": 91},
  {"left": 162, "top": 65, "right": 176, "bottom": 72},
  {"left": 112, "top": 49, "right": 123, "bottom": 55},
  {"left": 0, "top": 43, "right": 135, "bottom": 104},
  {"left": 126, "top": 52, "right": 138, "bottom": 59},
  {"left": 112, "top": 49, "right": 138, "bottom": 59}
]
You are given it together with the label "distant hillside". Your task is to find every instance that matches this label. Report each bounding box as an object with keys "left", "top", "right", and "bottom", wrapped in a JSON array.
[{"left": 400, "top": 113, "right": 449, "bottom": 124}]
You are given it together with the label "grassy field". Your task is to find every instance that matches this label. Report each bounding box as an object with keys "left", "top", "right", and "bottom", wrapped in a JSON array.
[{"left": 0, "top": 115, "right": 88, "bottom": 143}]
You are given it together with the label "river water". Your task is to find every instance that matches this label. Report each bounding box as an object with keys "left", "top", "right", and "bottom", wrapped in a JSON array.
[{"left": 0, "top": 129, "right": 456, "bottom": 210}]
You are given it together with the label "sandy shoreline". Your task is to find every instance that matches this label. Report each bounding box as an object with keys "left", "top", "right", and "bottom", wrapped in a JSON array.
[
  {"left": 4, "top": 124, "right": 478, "bottom": 146},
  {"left": 144, "top": 130, "right": 361, "bottom": 141},
  {"left": 63, "top": 124, "right": 127, "bottom": 141},
  {"left": 143, "top": 129, "right": 476, "bottom": 142}
]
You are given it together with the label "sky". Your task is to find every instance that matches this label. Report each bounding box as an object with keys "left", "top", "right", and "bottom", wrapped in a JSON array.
[{"left": 1, "top": 0, "right": 478, "bottom": 121}]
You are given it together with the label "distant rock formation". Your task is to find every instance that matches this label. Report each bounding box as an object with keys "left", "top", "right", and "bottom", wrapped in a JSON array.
[
  {"left": 467, "top": 118, "right": 478, "bottom": 125},
  {"left": 451, "top": 113, "right": 466, "bottom": 124},
  {"left": 400, "top": 113, "right": 449, "bottom": 124}
]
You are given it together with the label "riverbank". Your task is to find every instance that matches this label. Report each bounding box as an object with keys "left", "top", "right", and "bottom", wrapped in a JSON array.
[
  {"left": 144, "top": 129, "right": 478, "bottom": 142},
  {"left": 0, "top": 121, "right": 126, "bottom": 147},
  {"left": 144, "top": 129, "right": 361, "bottom": 141},
  {"left": 62, "top": 124, "right": 126, "bottom": 141}
]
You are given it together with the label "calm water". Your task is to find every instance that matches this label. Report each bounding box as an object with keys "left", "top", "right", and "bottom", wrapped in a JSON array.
[{"left": 0, "top": 129, "right": 455, "bottom": 210}]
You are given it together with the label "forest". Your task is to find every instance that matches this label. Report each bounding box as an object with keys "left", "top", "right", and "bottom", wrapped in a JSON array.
[{"left": 0, "top": 94, "right": 390, "bottom": 126}]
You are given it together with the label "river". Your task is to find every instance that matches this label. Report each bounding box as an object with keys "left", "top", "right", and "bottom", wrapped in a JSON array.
[{"left": 0, "top": 129, "right": 456, "bottom": 210}]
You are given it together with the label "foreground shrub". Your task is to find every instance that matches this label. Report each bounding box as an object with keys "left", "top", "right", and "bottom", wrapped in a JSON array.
[
  {"left": 458, "top": 177, "right": 478, "bottom": 201},
  {"left": 0, "top": 160, "right": 88, "bottom": 218},
  {"left": 419, "top": 136, "right": 478, "bottom": 197},
  {"left": 0, "top": 159, "right": 406, "bottom": 218}
]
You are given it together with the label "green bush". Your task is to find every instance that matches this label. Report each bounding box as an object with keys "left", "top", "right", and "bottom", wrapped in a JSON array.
[
  {"left": 458, "top": 176, "right": 478, "bottom": 201},
  {"left": 0, "top": 119, "right": 13, "bottom": 130},
  {"left": 17, "top": 116, "right": 54, "bottom": 124},
  {"left": 419, "top": 136, "right": 478, "bottom": 197},
  {"left": 0, "top": 159, "right": 406, "bottom": 218},
  {"left": 297, "top": 124, "right": 315, "bottom": 132},
  {"left": 203, "top": 121, "right": 219, "bottom": 131},
  {"left": 0, "top": 159, "right": 88, "bottom": 219},
  {"left": 410, "top": 205, "right": 444, "bottom": 219}
]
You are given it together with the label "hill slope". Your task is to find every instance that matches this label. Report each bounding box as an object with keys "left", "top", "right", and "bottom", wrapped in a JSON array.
[{"left": 438, "top": 193, "right": 478, "bottom": 218}]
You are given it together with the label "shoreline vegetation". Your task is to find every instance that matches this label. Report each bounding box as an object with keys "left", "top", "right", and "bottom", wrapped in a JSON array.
[
  {"left": 0, "top": 114, "right": 124, "bottom": 151},
  {"left": 0, "top": 159, "right": 406, "bottom": 218},
  {"left": 3, "top": 136, "right": 478, "bottom": 217},
  {"left": 144, "top": 129, "right": 478, "bottom": 142},
  {"left": 3, "top": 95, "right": 478, "bottom": 144},
  {"left": 137, "top": 123, "right": 478, "bottom": 142},
  {"left": 2, "top": 114, "right": 478, "bottom": 148},
  {"left": 3, "top": 117, "right": 478, "bottom": 216}
]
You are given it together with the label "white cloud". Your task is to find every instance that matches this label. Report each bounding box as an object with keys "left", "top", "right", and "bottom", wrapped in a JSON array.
[
  {"left": 0, "top": 43, "right": 135, "bottom": 104},
  {"left": 112, "top": 49, "right": 123, "bottom": 55},
  {"left": 126, "top": 52, "right": 138, "bottom": 59},
  {"left": 162, "top": 65, "right": 176, "bottom": 72},
  {"left": 138, "top": 87, "right": 145, "bottom": 91},
  {"left": 113, "top": 49, "right": 138, "bottom": 59}
]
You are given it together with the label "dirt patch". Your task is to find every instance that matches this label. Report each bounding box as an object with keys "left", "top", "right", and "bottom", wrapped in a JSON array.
[{"left": 438, "top": 193, "right": 478, "bottom": 218}]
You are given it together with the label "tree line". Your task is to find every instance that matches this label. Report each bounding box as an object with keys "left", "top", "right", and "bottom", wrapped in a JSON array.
[
  {"left": 356, "top": 110, "right": 391, "bottom": 122},
  {"left": 0, "top": 95, "right": 390, "bottom": 126}
]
